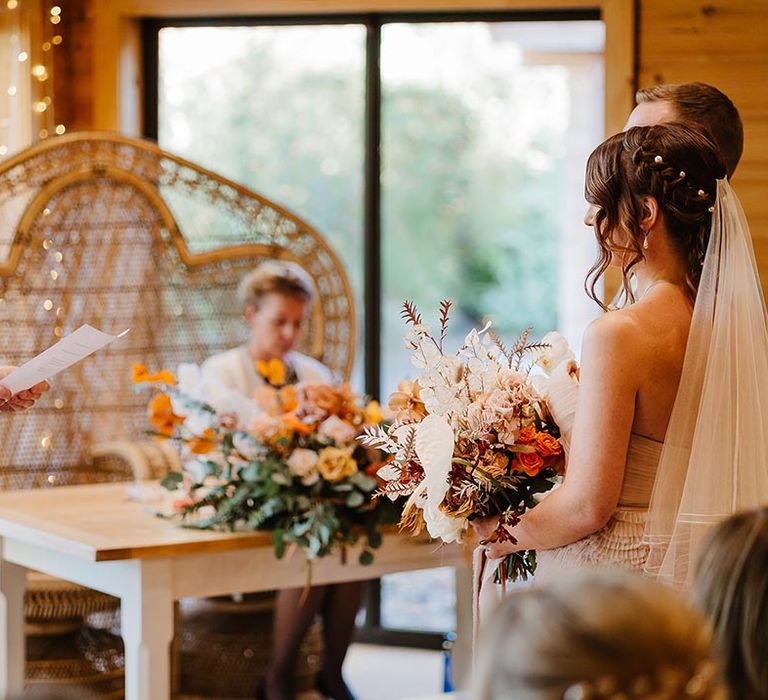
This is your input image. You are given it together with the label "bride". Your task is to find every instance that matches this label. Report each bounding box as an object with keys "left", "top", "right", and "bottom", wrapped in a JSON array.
[{"left": 473, "top": 121, "right": 768, "bottom": 591}]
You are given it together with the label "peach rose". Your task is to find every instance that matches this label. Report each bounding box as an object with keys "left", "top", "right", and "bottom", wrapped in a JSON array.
[{"left": 318, "top": 415, "right": 358, "bottom": 446}]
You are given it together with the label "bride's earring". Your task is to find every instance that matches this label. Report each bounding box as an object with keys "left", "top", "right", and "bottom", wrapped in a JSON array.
[{"left": 642, "top": 231, "right": 649, "bottom": 250}]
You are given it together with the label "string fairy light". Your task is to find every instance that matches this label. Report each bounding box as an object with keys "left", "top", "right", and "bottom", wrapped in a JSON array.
[{"left": 1, "top": 0, "right": 66, "bottom": 157}]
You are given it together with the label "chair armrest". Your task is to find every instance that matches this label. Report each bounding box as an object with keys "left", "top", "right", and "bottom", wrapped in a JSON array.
[{"left": 90, "top": 439, "right": 181, "bottom": 481}]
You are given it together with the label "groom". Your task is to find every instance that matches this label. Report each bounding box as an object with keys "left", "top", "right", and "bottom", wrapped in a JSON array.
[{"left": 624, "top": 82, "right": 743, "bottom": 178}]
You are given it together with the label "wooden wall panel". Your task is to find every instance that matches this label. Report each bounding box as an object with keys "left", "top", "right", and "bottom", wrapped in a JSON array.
[
  {"left": 55, "top": 0, "right": 94, "bottom": 132},
  {"left": 638, "top": 0, "right": 768, "bottom": 287}
]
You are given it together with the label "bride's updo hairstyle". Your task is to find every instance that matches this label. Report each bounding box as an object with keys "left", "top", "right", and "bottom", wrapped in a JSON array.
[
  {"left": 584, "top": 123, "right": 726, "bottom": 310},
  {"left": 473, "top": 569, "right": 725, "bottom": 700}
]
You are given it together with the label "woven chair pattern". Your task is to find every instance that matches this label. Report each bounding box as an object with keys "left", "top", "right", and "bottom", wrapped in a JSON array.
[
  {"left": 0, "top": 132, "right": 354, "bottom": 697},
  {"left": 0, "top": 132, "right": 355, "bottom": 484}
]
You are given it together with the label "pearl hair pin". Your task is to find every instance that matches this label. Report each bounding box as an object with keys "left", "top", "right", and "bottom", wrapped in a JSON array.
[
  {"left": 654, "top": 155, "right": 663, "bottom": 163},
  {"left": 679, "top": 170, "right": 686, "bottom": 177}
]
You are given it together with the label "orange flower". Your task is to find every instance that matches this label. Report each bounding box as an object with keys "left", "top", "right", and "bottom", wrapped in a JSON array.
[
  {"left": 279, "top": 385, "right": 299, "bottom": 413},
  {"left": 187, "top": 428, "right": 217, "bottom": 455},
  {"left": 282, "top": 412, "right": 315, "bottom": 436},
  {"left": 256, "top": 358, "right": 287, "bottom": 386},
  {"left": 536, "top": 432, "right": 562, "bottom": 457},
  {"left": 363, "top": 400, "right": 383, "bottom": 425},
  {"left": 132, "top": 364, "right": 176, "bottom": 386},
  {"left": 514, "top": 451, "right": 545, "bottom": 477},
  {"left": 148, "top": 393, "right": 184, "bottom": 437},
  {"left": 517, "top": 426, "right": 537, "bottom": 444}
]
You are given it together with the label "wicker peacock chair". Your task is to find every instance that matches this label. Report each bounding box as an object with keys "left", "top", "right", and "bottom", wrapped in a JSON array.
[{"left": 0, "top": 132, "right": 356, "bottom": 698}]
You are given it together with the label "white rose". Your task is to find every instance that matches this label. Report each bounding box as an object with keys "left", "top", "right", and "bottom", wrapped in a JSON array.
[
  {"left": 318, "top": 415, "right": 358, "bottom": 446},
  {"left": 287, "top": 448, "right": 319, "bottom": 484}
]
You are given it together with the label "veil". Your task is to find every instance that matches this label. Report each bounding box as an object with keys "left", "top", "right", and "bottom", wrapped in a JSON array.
[{"left": 644, "top": 179, "right": 768, "bottom": 589}]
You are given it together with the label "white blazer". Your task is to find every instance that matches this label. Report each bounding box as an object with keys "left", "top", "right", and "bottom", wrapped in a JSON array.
[{"left": 200, "top": 345, "right": 332, "bottom": 396}]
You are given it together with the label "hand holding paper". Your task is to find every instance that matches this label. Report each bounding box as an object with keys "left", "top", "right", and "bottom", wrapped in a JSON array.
[
  {"left": 0, "top": 366, "right": 48, "bottom": 411},
  {"left": 0, "top": 325, "right": 129, "bottom": 411}
]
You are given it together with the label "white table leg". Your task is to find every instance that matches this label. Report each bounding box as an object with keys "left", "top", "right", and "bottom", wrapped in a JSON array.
[
  {"left": 120, "top": 559, "right": 174, "bottom": 700},
  {"left": 453, "top": 564, "right": 473, "bottom": 690},
  {"left": 0, "top": 539, "right": 26, "bottom": 697}
]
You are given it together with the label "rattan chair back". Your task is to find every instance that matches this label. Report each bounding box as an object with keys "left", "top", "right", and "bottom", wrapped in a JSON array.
[{"left": 0, "top": 132, "right": 355, "bottom": 486}]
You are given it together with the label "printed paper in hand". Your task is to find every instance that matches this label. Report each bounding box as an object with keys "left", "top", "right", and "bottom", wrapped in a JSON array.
[{"left": 0, "top": 324, "right": 130, "bottom": 395}]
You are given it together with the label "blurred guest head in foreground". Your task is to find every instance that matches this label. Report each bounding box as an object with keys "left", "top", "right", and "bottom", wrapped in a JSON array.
[
  {"left": 694, "top": 507, "right": 768, "bottom": 700},
  {"left": 474, "top": 568, "right": 724, "bottom": 700}
]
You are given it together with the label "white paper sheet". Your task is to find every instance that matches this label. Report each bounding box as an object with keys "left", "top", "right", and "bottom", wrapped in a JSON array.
[{"left": 0, "top": 324, "right": 129, "bottom": 395}]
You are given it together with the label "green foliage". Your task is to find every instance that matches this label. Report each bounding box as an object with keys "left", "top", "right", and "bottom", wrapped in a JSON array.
[
  {"left": 160, "top": 29, "right": 565, "bottom": 346},
  {"left": 160, "top": 471, "right": 183, "bottom": 490},
  {"left": 167, "top": 438, "right": 400, "bottom": 564}
]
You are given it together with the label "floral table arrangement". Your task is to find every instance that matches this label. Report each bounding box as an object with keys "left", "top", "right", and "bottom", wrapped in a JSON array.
[{"left": 132, "top": 362, "right": 398, "bottom": 569}]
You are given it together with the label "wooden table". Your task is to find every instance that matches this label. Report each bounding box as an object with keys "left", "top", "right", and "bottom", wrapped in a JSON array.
[{"left": 0, "top": 482, "right": 470, "bottom": 700}]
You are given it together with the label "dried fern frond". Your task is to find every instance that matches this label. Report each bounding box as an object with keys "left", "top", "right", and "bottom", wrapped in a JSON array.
[
  {"left": 401, "top": 425, "right": 418, "bottom": 461},
  {"left": 438, "top": 299, "right": 452, "bottom": 350},
  {"left": 401, "top": 300, "right": 422, "bottom": 327},
  {"left": 509, "top": 326, "right": 552, "bottom": 370},
  {"left": 359, "top": 424, "right": 398, "bottom": 453},
  {"left": 488, "top": 328, "right": 512, "bottom": 366},
  {"left": 375, "top": 480, "right": 419, "bottom": 499}
]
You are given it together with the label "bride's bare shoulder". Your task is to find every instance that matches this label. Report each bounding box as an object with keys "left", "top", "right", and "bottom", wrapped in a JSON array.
[
  {"left": 584, "top": 308, "right": 644, "bottom": 347},
  {"left": 580, "top": 309, "right": 648, "bottom": 372}
]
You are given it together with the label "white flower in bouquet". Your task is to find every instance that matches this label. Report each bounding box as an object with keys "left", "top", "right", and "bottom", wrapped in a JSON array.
[
  {"left": 529, "top": 332, "right": 579, "bottom": 455},
  {"left": 532, "top": 331, "right": 575, "bottom": 375},
  {"left": 409, "top": 414, "right": 467, "bottom": 543},
  {"left": 287, "top": 448, "right": 320, "bottom": 486},
  {"left": 318, "top": 415, "right": 358, "bottom": 446}
]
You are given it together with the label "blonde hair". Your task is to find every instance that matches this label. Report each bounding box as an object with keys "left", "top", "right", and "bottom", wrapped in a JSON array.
[
  {"left": 694, "top": 508, "right": 768, "bottom": 700},
  {"left": 474, "top": 569, "right": 723, "bottom": 700},
  {"left": 236, "top": 261, "right": 315, "bottom": 311}
]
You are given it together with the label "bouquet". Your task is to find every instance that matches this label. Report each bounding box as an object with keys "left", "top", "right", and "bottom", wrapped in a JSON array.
[
  {"left": 361, "top": 301, "right": 575, "bottom": 581},
  {"left": 132, "top": 362, "right": 398, "bottom": 568}
]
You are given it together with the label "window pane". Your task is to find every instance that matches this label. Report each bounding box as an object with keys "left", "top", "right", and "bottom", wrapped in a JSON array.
[
  {"left": 157, "top": 25, "right": 366, "bottom": 387},
  {"left": 380, "top": 567, "right": 456, "bottom": 633},
  {"left": 379, "top": 19, "right": 605, "bottom": 633}
]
